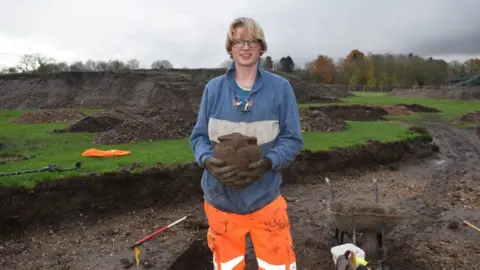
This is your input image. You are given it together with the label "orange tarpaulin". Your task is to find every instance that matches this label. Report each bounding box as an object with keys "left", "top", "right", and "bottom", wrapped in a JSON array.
[{"left": 82, "top": 148, "right": 131, "bottom": 157}]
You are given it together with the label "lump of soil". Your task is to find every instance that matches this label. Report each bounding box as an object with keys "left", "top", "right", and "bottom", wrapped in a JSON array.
[
  {"left": 306, "top": 105, "right": 389, "bottom": 121},
  {"left": 459, "top": 111, "right": 480, "bottom": 123},
  {"left": 299, "top": 108, "right": 347, "bottom": 131},
  {"left": 328, "top": 200, "right": 397, "bottom": 216},
  {"left": 213, "top": 133, "right": 262, "bottom": 171},
  {"left": 12, "top": 109, "right": 85, "bottom": 124},
  {"left": 396, "top": 103, "right": 440, "bottom": 113}
]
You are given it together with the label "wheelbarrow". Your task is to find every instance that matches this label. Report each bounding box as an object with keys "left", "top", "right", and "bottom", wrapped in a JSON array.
[{"left": 325, "top": 178, "right": 404, "bottom": 269}]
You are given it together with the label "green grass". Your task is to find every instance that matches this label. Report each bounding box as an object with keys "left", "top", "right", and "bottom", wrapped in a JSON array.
[
  {"left": 5, "top": 91, "right": 477, "bottom": 188},
  {"left": 0, "top": 106, "right": 423, "bottom": 187}
]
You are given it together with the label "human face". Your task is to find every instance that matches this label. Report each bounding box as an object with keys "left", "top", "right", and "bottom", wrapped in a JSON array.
[{"left": 230, "top": 27, "right": 262, "bottom": 67}]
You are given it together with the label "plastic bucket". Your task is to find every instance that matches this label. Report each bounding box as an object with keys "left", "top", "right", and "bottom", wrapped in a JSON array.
[{"left": 330, "top": 243, "right": 365, "bottom": 265}]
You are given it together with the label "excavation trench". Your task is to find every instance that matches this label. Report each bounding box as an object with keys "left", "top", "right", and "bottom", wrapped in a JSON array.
[
  {"left": 1, "top": 124, "right": 478, "bottom": 269},
  {"left": 0, "top": 133, "right": 437, "bottom": 240}
]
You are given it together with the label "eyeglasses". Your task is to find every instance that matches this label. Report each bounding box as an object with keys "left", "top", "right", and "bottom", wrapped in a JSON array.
[{"left": 232, "top": 39, "right": 261, "bottom": 48}]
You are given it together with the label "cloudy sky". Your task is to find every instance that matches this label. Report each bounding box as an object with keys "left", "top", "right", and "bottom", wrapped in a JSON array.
[{"left": 1, "top": 0, "right": 479, "bottom": 69}]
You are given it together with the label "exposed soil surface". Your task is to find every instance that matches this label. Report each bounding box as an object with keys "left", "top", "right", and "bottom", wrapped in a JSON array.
[
  {"left": 0, "top": 70, "right": 350, "bottom": 110},
  {"left": 299, "top": 108, "right": 347, "bottom": 131},
  {"left": 54, "top": 106, "right": 198, "bottom": 143},
  {"left": 214, "top": 133, "right": 262, "bottom": 171},
  {"left": 303, "top": 105, "right": 389, "bottom": 122},
  {"left": 12, "top": 109, "right": 85, "bottom": 124},
  {"left": 397, "top": 103, "right": 440, "bottom": 113},
  {"left": 459, "top": 111, "right": 480, "bottom": 124},
  {"left": 389, "top": 88, "right": 480, "bottom": 100},
  {"left": 0, "top": 128, "right": 449, "bottom": 270}
]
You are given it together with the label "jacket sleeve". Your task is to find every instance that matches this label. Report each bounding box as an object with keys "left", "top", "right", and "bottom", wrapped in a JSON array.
[
  {"left": 265, "top": 81, "right": 304, "bottom": 171},
  {"left": 189, "top": 85, "right": 214, "bottom": 167}
]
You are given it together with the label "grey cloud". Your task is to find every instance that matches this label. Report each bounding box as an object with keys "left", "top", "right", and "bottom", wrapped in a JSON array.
[{"left": 1, "top": 0, "right": 479, "bottom": 68}]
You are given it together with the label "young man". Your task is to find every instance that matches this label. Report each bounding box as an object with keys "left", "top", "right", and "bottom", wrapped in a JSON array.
[{"left": 189, "top": 17, "right": 303, "bottom": 270}]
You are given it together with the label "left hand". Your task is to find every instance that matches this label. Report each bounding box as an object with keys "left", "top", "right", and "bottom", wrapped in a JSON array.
[{"left": 235, "top": 158, "right": 273, "bottom": 187}]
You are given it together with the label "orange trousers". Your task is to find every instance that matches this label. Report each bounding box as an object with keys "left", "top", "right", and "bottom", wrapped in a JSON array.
[{"left": 204, "top": 195, "right": 296, "bottom": 270}]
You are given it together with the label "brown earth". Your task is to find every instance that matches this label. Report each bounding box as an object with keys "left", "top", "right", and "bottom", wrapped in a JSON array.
[
  {"left": 389, "top": 88, "right": 480, "bottom": 100},
  {"left": 11, "top": 109, "right": 85, "bottom": 124},
  {"left": 459, "top": 111, "right": 480, "bottom": 124},
  {"left": 0, "top": 127, "right": 450, "bottom": 270},
  {"left": 53, "top": 106, "right": 198, "bottom": 143},
  {"left": 1, "top": 122, "right": 479, "bottom": 269},
  {"left": 213, "top": 133, "right": 262, "bottom": 171},
  {"left": 304, "top": 105, "right": 389, "bottom": 122},
  {"left": 0, "top": 69, "right": 348, "bottom": 110},
  {"left": 299, "top": 108, "right": 347, "bottom": 132},
  {"left": 383, "top": 105, "right": 413, "bottom": 116}
]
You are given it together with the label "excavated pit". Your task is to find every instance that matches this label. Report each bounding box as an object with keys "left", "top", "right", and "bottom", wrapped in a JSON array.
[
  {"left": 2, "top": 123, "right": 480, "bottom": 269},
  {"left": 304, "top": 105, "right": 389, "bottom": 122}
]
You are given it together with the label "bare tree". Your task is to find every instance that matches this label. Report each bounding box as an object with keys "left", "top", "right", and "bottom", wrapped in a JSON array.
[
  {"left": 16, "top": 53, "right": 55, "bottom": 73},
  {"left": 69, "top": 61, "right": 85, "bottom": 71},
  {"left": 127, "top": 58, "right": 140, "bottom": 70},
  {"left": 151, "top": 60, "right": 173, "bottom": 69},
  {"left": 219, "top": 59, "right": 233, "bottom": 69},
  {"left": 109, "top": 60, "right": 127, "bottom": 71},
  {"left": 84, "top": 59, "right": 96, "bottom": 71}
]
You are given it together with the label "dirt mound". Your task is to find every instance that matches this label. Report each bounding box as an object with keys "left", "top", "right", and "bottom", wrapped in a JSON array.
[
  {"left": 299, "top": 108, "right": 347, "bottom": 131},
  {"left": 389, "top": 88, "right": 480, "bottom": 100},
  {"left": 459, "top": 111, "right": 480, "bottom": 123},
  {"left": 12, "top": 109, "right": 85, "bottom": 124},
  {"left": 0, "top": 69, "right": 350, "bottom": 110},
  {"left": 383, "top": 105, "right": 413, "bottom": 116},
  {"left": 213, "top": 133, "right": 262, "bottom": 171},
  {"left": 397, "top": 103, "right": 440, "bottom": 113},
  {"left": 55, "top": 106, "right": 198, "bottom": 143},
  {"left": 64, "top": 115, "right": 124, "bottom": 132},
  {"left": 305, "top": 105, "right": 389, "bottom": 121}
]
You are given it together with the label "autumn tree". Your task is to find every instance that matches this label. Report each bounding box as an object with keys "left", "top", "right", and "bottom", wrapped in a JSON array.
[{"left": 307, "top": 55, "right": 336, "bottom": 83}]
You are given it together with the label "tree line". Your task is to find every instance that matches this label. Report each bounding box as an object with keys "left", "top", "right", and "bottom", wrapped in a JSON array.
[
  {"left": 0, "top": 53, "right": 174, "bottom": 74},
  {"left": 2, "top": 51, "right": 480, "bottom": 87}
]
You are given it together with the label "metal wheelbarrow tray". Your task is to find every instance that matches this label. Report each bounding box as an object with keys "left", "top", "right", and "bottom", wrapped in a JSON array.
[
  {"left": 327, "top": 201, "right": 404, "bottom": 235},
  {"left": 325, "top": 177, "right": 405, "bottom": 267}
]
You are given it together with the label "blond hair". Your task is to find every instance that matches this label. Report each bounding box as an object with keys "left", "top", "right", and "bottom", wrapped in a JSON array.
[{"left": 225, "top": 17, "right": 267, "bottom": 57}]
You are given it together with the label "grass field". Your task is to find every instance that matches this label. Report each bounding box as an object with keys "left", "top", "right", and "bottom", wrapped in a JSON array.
[{"left": 1, "top": 92, "right": 479, "bottom": 187}]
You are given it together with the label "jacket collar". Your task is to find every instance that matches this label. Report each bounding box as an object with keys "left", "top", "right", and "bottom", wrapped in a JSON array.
[{"left": 226, "top": 60, "right": 264, "bottom": 93}]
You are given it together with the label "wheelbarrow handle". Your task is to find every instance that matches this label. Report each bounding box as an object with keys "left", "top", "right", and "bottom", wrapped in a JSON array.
[{"left": 373, "top": 179, "right": 379, "bottom": 203}]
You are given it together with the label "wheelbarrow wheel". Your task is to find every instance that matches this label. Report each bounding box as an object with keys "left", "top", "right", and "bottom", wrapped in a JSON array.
[{"left": 361, "top": 230, "right": 380, "bottom": 260}]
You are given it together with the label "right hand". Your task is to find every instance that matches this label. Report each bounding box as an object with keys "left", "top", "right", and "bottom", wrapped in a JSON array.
[{"left": 204, "top": 158, "right": 239, "bottom": 187}]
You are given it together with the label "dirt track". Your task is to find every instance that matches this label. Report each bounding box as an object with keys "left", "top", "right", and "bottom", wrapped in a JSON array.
[{"left": 2, "top": 120, "right": 480, "bottom": 269}]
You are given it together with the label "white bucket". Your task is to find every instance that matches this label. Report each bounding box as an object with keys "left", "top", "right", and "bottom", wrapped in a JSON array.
[{"left": 330, "top": 243, "right": 365, "bottom": 266}]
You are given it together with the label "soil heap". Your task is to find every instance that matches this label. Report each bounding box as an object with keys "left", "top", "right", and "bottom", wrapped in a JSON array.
[
  {"left": 58, "top": 106, "right": 198, "bottom": 144},
  {"left": 213, "top": 133, "right": 262, "bottom": 171},
  {"left": 0, "top": 69, "right": 350, "bottom": 110},
  {"left": 299, "top": 108, "right": 347, "bottom": 131},
  {"left": 459, "top": 111, "right": 480, "bottom": 124},
  {"left": 304, "top": 105, "right": 389, "bottom": 121},
  {"left": 12, "top": 109, "right": 85, "bottom": 124}
]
